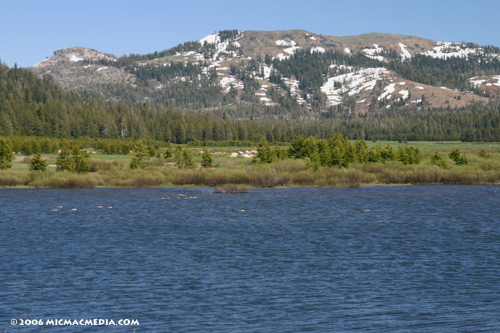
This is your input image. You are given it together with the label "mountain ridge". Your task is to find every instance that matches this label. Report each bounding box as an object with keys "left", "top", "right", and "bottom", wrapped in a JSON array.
[{"left": 26, "top": 30, "right": 500, "bottom": 115}]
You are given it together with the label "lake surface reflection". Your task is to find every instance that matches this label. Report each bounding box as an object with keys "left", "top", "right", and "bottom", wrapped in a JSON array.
[{"left": 1, "top": 185, "right": 500, "bottom": 332}]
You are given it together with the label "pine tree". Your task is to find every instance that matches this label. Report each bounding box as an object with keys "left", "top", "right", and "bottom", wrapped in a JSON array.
[
  {"left": 56, "top": 149, "right": 73, "bottom": 172},
  {"left": 355, "top": 138, "right": 369, "bottom": 163},
  {"left": 430, "top": 149, "right": 448, "bottom": 169},
  {"left": 174, "top": 146, "right": 184, "bottom": 168},
  {"left": 147, "top": 145, "right": 157, "bottom": 157},
  {"left": 201, "top": 147, "right": 212, "bottom": 168},
  {"left": 0, "top": 139, "right": 12, "bottom": 169},
  {"left": 164, "top": 147, "right": 173, "bottom": 159},
  {"left": 72, "top": 148, "right": 90, "bottom": 173},
  {"left": 130, "top": 156, "right": 140, "bottom": 170},
  {"left": 398, "top": 145, "right": 421, "bottom": 165},
  {"left": 183, "top": 148, "right": 196, "bottom": 169},
  {"left": 449, "top": 148, "right": 468, "bottom": 165},
  {"left": 255, "top": 137, "right": 273, "bottom": 163},
  {"left": 477, "top": 149, "right": 490, "bottom": 158},
  {"left": 130, "top": 140, "right": 149, "bottom": 169},
  {"left": 29, "top": 153, "right": 48, "bottom": 171}
]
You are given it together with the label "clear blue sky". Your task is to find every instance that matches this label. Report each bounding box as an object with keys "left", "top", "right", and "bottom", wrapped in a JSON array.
[{"left": 1, "top": 0, "right": 499, "bottom": 67}]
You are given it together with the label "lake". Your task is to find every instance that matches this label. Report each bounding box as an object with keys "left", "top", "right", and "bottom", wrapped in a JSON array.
[{"left": 1, "top": 185, "right": 500, "bottom": 332}]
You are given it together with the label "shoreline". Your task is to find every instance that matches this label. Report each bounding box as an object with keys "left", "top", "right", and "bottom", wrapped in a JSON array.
[{"left": 2, "top": 182, "right": 500, "bottom": 190}]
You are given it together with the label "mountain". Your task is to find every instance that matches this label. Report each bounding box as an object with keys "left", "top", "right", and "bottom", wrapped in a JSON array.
[
  {"left": 32, "top": 47, "right": 135, "bottom": 91},
  {"left": 28, "top": 30, "right": 500, "bottom": 116}
]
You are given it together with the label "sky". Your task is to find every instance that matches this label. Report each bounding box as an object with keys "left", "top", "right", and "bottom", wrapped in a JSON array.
[{"left": 1, "top": 0, "right": 499, "bottom": 68}]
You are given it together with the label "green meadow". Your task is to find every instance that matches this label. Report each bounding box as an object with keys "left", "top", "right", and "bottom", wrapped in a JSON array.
[{"left": 1, "top": 141, "right": 499, "bottom": 189}]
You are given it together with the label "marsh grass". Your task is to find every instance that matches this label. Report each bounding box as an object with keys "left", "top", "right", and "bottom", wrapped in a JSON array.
[
  {"left": 29, "top": 171, "right": 102, "bottom": 188},
  {"left": 2, "top": 145, "right": 500, "bottom": 188},
  {"left": 224, "top": 184, "right": 252, "bottom": 193},
  {"left": 88, "top": 159, "right": 129, "bottom": 172},
  {"left": 0, "top": 170, "right": 29, "bottom": 186}
]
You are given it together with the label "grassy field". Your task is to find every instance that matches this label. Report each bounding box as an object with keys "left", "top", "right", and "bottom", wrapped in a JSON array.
[{"left": 2, "top": 142, "right": 500, "bottom": 188}]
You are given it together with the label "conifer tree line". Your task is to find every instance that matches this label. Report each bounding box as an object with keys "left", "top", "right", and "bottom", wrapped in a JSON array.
[
  {"left": 254, "top": 135, "right": 422, "bottom": 169},
  {"left": 1, "top": 61, "right": 500, "bottom": 144}
]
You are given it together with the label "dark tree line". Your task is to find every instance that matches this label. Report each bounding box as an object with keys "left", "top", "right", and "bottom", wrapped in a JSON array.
[{"left": 2, "top": 60, "right": 500, "bottom": 144}]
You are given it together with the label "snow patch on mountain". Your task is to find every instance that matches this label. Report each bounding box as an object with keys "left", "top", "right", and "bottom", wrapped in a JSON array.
[
  {"left": 378, "top": 83, "right": 396, "bottom": 100},
  {"left": 311, "top": 47, "right": 325, "bottom": 53},
  {"left": 274, "top": 53, "right": 290, "bottom": 61},
  {"left": 494, "top": 76, "right": 500, "bottom": 87},
  {"left": 32, "top": 47, "right": 118, "bottom": 69},
  {"left": 262, "top": 65, "right": 272, "bottom": 79},
  {"left": 363, "top": 44, "right": 385, "bottom": 62},
  {"left": 469, "top": 75, "right": 500, "bottom": 88},
  {"left": 321, "top": 67, "right": 388, "bottom": 105},
  {"left": 199, "top": 34, "right": 219, "bottom": 45},
  {"left": 219, "top": 77, "right": 243, "bottom": 92},
  {"left": 276, "top": 40, "right": 296, "bottom": 47},
  {"left": 33, "top": 58, "right": 48, "bottom": 68},
  {"left": 198, "top": 31, "right": 242, "bottom": 60},
  {"left": 284, "top": 46, "right": 302, "bottom": 55},
  {"left": 470, "top": 79, "right": 486, "bottom": 87},
  {"left": 422, "top": 41, "right": 482, "bottom": 59},
  {"left": 399, "top": 89, "right": 409, "bottom": 99},
  {"left": 70, "top": 55, "right": 83, "bottom": 62},
  {"left": 399, "top": 43, "right": 412, "bottom": 60}
]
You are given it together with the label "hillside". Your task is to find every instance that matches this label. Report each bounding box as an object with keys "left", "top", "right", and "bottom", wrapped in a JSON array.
[
  {"left": 3, "top": 60, "right": 500, "bottom": 142},
  {"left": 27, "top": 30, "right": 500, "bottom": 116}
]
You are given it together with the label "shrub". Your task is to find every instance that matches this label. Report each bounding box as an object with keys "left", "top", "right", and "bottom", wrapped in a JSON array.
[
  {"left": 430, "top": 149, "right": 448, "bottom": 169},
  {"left": 129, "top": 174, "right": 164, "bottom": 187},
  {"left": 88, "top": 159, "right": 128, "bottom": 172},
  {"left": 250, "top": 170, "right": 291, "bottom": 187},
  {"left": 449, "top": 148, "right": 468, "bottom": 165},
  {"left": 0, "top": 171, "right": 28, "bottom": 186},
  {"left": 163, "top": 148, "right": 173, "bottom": 159},
  {"left": 340, "top": 169, "right": 373, "bottom": 188},
  {"left": 477, "top": 149, "right": 490, "bottom": 159},
  {"left": 398, "top": 145, "right": 421, "bottom": 165},
  {"left": 171, "top": 169, "right": 207, "bottom": 185},
  {"left": 271, "top": 159, "right": 307, "bottom": 173},
  {"left": 201, "top": 171, "right": 227, "bottom": 186},
  {"left": 290, "top": 171, "right": 317, "bottom": 186},
  {"left": 224, "top": 184, "right": 252, "bottom": 193},
  {"left": 30, "top": 171, "right": 100, "bottom": 188},
  {"left": 56, "top": 149, "right": 90, "bottom": 172},
  {"left": 129, "top": 156, "right": 140, "bottom": 170},
  {"left": 379, "top": 168, "right": 409, "bottom": 184}
]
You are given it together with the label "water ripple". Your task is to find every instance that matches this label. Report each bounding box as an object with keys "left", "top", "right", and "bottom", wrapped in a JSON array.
[{"left": 1, "top": 185, "right": 500, "bottom": 332}]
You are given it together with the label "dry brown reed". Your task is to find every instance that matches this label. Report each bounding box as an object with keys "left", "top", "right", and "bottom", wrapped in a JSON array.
[
  {"left": 224, "top": 184, "right": 252, "bottom": 193},
  {"left": 0, "top": 171, "right": 29, "bottom": 186},
  {"left": 29, "top": 171, "right": 102, "bottom": 188},
  {"left": 213, "top": 187, "right": 224, "bottom": 193},
  {"left": 88, "top": 159, "right": 129, "bottom": 172},
  {"left": 3, "top": 151, "right": 500, "bottom": 189}
]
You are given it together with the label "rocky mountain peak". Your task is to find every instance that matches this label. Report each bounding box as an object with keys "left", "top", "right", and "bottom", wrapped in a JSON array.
[{"left": 33, "top": 47, "right": 118, "bottom": 68}]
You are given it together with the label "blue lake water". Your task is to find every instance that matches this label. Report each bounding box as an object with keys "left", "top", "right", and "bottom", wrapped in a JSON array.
[{"left": 1, "top": 185, "right": 500, "bottom": 332}]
